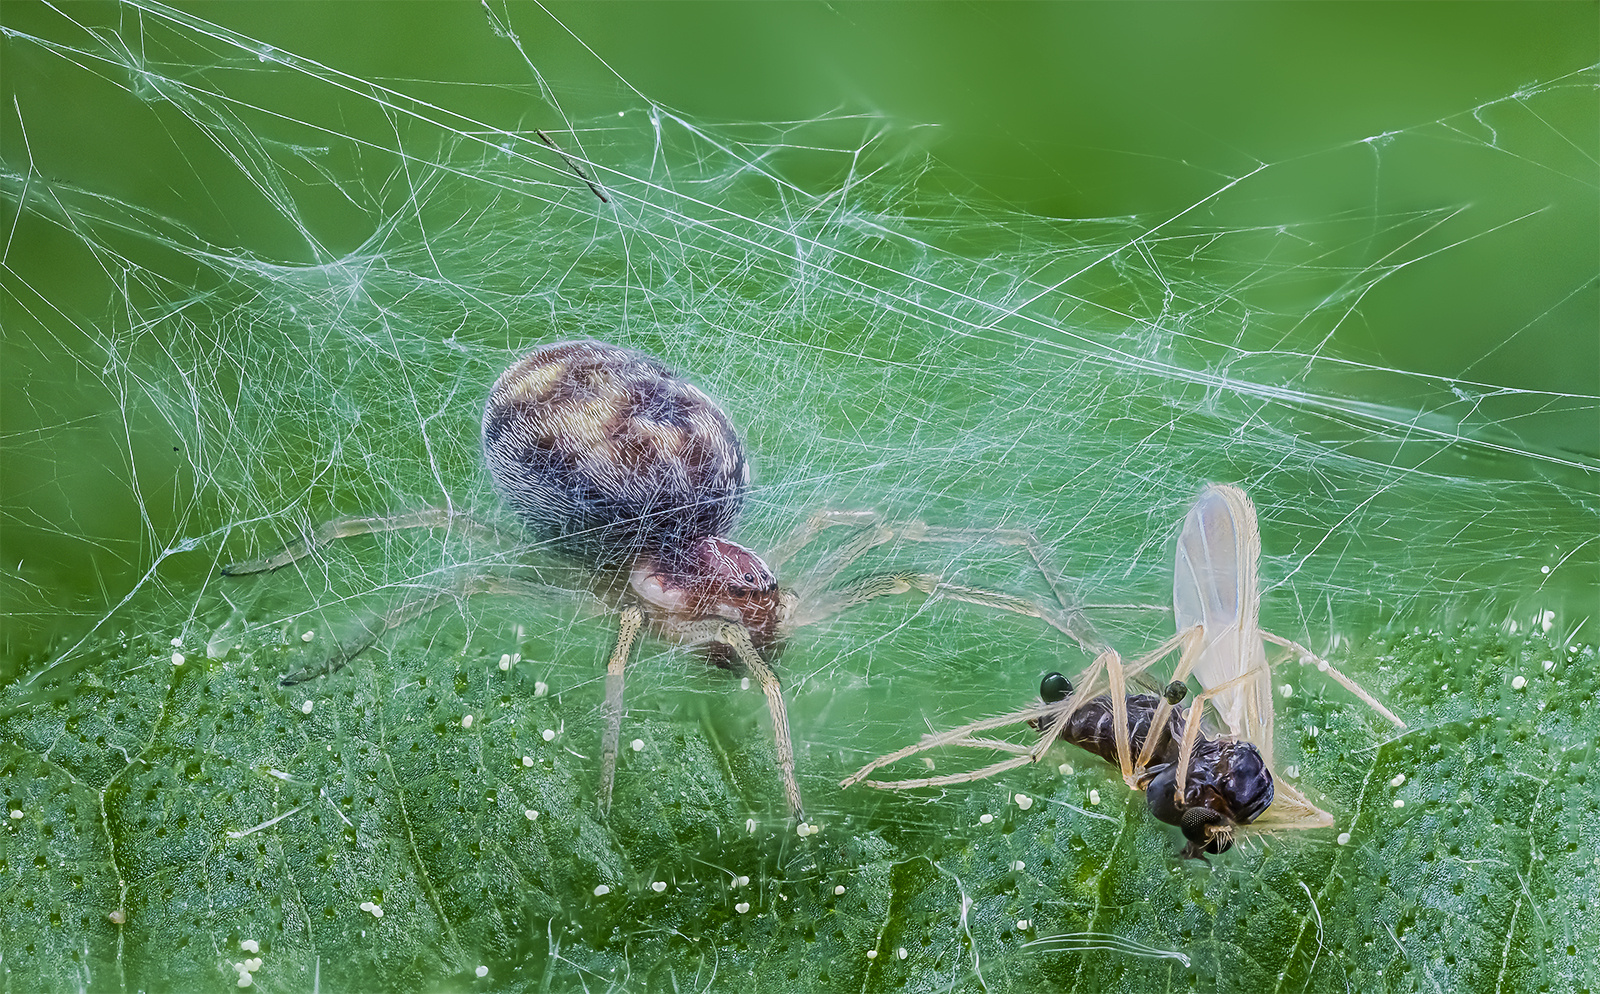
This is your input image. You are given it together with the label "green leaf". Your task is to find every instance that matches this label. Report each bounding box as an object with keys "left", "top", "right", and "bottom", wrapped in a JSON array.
[{"left": 5, "top": 619, "right": 1594, "bottom": 992}]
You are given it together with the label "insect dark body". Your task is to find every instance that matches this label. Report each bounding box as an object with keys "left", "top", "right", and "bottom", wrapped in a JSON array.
[
  {"left": 1145, "top": 737, "right": 1274, "bottom": 857},
  {"left": 483, "top": 340, "right": 751, "bottom": 572},
  {"left": 1037, "top": 672, "right": 1274, "bottom": 857},
  {"left": 846, "top": 484, "right": 1404, "bottom": 854}
]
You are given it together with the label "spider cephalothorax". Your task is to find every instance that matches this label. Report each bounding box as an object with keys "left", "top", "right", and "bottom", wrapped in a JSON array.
[{"left": 631, "top": 535, "right": 789, "bottom": 661}]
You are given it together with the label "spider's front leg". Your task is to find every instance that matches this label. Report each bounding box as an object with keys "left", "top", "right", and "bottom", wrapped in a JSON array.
[
  {"left": 893, "top": 523, "right": 1111, "bottom": 654},
  {"left": 852, "top": 521, "right": 1113, "bottom": 653},
  {"left": 762, "top": 509, "right": 887, "bottom": 575},
  {"left": 770, "top": 510, "right": 1111, "bottom": 654},
  {"left": 711, "top": 623, "right": 805, "bottom": 820},
  {"left": 597, "top": 610, "right": 806, "bottom": 820}
]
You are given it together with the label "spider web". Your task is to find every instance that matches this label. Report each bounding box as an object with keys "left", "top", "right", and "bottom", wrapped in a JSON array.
[{"left": 1, "top": 3, "right": 1596, "bottom": 991}]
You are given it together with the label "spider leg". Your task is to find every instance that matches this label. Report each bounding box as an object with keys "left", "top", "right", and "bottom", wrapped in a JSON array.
[
  {"left": 892, "top": 524, "right": 1111, "bottom": 654},
  {"left": 790, "top": 570, "right": 1106, "bottom": 655},
  {"left": 776, "top": 515, "right": 1110, "bottom": 653},
  {"left": 787, "top": 571, "right": 941, "bottom": 628},
  {"left": 784, "top": 522, "right": 900, "bottom": 607},
  {"left": 223, "top": 507, "right": 521, "bottom": 574},
  {"left": 278, "top": 617, "right": 389, "bottom": 686},
  {"left": 275, "top": 571, "right": 594, "bottom": 685},
  {"left": 598, "top": 605, "right": 644, "bottom": 817},
  {"left": 924, "top": 581, "right": 1105, "bottom": 654},
  {"left": 900, "top": 524, "right": 1078, "bottom": 618},
  {"left": 714, "top": 623, "right": 805, "bottom": 819},
  {"left": 762, "top": 509, "right": 884, "bottom": 573}
]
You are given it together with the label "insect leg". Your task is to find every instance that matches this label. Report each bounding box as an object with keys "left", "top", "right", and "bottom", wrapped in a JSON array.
[
  {"left": 1132, "top": 625, "right": 1204, "bottom": 774},
  {"left": 1171, "top": 660, "right": 1275, "bottom": 798},
  {"left": 857, "top": 755, "right": 1035, "bottom": 790},
  {"left": 1103, "top": 650, "right": 1140, "bottom": 787},
  {"left": 842, "top": 703, "right": 1052, "bottom": 786},
  {"left": 1261, "top": 632, "right": 1405, "bottom": 728}
]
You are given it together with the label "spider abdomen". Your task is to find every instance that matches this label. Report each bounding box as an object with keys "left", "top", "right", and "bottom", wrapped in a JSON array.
[{"left": 483, "top": 340, "right": 750, "bottom": 566}]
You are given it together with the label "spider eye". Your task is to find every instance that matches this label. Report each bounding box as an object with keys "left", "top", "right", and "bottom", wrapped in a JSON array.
[
  {"left": 742, "top": 572, "right": 756, "bottom": 584},
  {"left": 1040, "top": 672, "right": 1072, "bottom": 703}
]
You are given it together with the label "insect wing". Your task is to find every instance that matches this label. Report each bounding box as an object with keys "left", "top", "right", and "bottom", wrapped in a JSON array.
[
  {"left": 1248, "top": 780, "right": 1334, "bottom": 832},
  {"left": 1173, "top": 484, "right": 1275, "bottom": 765}
]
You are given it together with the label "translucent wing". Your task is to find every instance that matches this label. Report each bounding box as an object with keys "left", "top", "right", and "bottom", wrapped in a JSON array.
[
  {"left": 1174, "top": 484, "right": 1334, "bottom": 833},
  {"left": 1173, "top": 484, "right": 1275, "bottom": 766}
]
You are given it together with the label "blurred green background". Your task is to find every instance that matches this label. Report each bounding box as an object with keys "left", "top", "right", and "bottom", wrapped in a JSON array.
[
  {"left": 3, "top": 2, "right": 1596, "bottom": 662},
  {"left": 1, "top": 3, "right": 1596, "bottom": 992},
  {"left": 3, "top": 2, "right": 1595, "bottom": 665}
]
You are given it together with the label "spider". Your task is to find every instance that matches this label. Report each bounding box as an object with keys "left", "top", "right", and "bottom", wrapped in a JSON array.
[
  {"left": 224, "top": 340, "right": 1106, "bottom": 820},
  {"left": 842, "top": 484, "right": 1406, "bottom": 857}
]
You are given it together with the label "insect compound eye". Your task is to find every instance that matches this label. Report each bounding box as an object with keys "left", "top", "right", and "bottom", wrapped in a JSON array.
[
  {"left": 1039, "top": 672, "right": 1073, "bottom": 703},
  {"left": 1164, "top": 680, "right": 1188, "bottom": 705},
  {"left": 1180, "top": 806, "right": 1228, "bottom": 846}
]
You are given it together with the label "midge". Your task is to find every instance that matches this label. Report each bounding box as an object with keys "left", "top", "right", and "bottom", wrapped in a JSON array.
[
  {"left": 226, "top": 340, "right": 1102, "bottom": 820},
  {"left": 843, "top": 484, "right": 1405, "bottom": 857}
]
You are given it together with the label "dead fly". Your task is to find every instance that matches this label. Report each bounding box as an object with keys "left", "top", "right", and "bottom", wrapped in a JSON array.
[{"left": 842, "top": 484, "right": 1405, "bottom": 857}]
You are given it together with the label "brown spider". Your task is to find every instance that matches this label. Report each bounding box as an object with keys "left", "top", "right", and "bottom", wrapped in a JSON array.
[
  {"left": 225, "top": 340, "right": 1105, "bottom": 820},
  {"left": 843, "top": 484, "right": 1405, "bottom": 856}
]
